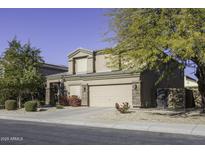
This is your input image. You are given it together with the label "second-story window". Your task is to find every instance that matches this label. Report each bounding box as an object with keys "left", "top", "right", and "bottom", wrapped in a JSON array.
[{"left": 75, "top": 58, "right": 87, "bottom": 74}]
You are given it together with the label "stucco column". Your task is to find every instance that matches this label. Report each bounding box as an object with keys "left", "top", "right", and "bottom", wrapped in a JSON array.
[
  {"left": 68, "top": 60, "right": 73, "bottom": 74},
  {"left": 132, "top": 82, "right": 141, "bottom": 107},
  {"left": 81, "top": 84, "right": 89, "bottom": 106},
  {"left": 87, "top": 57, "right": 93, "bottom": 73},
  {"left": 45, "top": 82, "right": 50, "bottom": 105}
]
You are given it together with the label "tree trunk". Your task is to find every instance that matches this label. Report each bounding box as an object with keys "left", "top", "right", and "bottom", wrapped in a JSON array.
[
  {"left": 18, "top": 93, "right": 22, "bottom": 108},
  {"left": 195, "top": 66, "right": 205, "bottom": 113},
  {"left": 31, "top": 93, "right": 34, "bottom": 101},
  {"left": 201, "top": 95, "right": 205, "bottom": 113}
]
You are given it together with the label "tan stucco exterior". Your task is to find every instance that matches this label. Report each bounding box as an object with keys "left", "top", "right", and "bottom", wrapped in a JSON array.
[
  {"left": 51, "top": 73, "right": 141, "bottom": 107},
  {"left": 95, "top": 54, "right": 111, "bottom": 73},
  {"left": 68, "top": 48, "right": 93, "bottom": 74},
  {"left": 46, "top": 71, "right": 141, "bottom": 107},
  {"left": 68, "top": 49, "right": 114, "bottom": 75},
  {"left": 184, "top": 76, "right": 198, "bottom": 88},
  {"left": 46, "top": 48, "right": 184, "bottom": 108}
]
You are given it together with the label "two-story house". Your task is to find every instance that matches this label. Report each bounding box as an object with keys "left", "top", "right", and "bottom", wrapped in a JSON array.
[{"left": 46, "top": 48, "right": 184, "bottom": 107}]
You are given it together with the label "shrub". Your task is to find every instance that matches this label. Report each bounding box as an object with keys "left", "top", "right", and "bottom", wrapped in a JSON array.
[
  {"left": 0, "top": 98, "right": 5, "bottom": 107},
  {"left": 50, "top": 99, "right": 56, "bottom": 106},
  {"left": 5, "top": 100, "right": 17, "bottom": 110},
  {"left": 0, "top": 100, "right": 5, "bottom": 109},
  {"left": 38, "top": 101, "right": 45, "bottom": 107},
  {"left": 24, "top": 101, "right": 38, "bottom": 112},
  {"left": 115, "top": 102, "right": 130, "bottom": 113},
  {"left": 59, "top": 96, "right": 69, "bottom": 106},
  {"left": 56, "top": 104, "right": 64, "bottom": 109},
  {"left": 68, "top": 95, "right": 81, "bottom": 107},
  {"left": 0, "top": 89, "right": 17, "bottom": 107}
]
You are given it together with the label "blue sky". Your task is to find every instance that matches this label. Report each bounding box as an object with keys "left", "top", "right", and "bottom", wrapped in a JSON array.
[
  {"left": 0, "top": 8, "right": 195, "bottom": 78},
  {"left": 0, "top": 8, "right": 113, "bottom": 66}
]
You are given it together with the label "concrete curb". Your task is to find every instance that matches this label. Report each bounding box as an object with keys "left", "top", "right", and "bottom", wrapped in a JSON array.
[{"left": 0, "top": 116, "right": 205, "bottom": 137}]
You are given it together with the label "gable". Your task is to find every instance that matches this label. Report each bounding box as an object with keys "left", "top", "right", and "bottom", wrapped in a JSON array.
[{"left": 68, "top": 48, "right": 93, "bottom": 59}]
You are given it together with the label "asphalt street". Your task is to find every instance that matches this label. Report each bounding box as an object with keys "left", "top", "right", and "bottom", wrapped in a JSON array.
[{"left": 0, "top": 119, "right": 205, "bottom": 145}]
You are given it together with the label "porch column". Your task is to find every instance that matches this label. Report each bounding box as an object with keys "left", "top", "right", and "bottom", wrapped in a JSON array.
[{"left": 45, "top": 82, "right": 50, "bottom": 105}]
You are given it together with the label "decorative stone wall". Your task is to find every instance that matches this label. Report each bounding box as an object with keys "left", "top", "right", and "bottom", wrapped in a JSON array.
[
  {"left": 168, "top": 89, "right": 185, "bottom": 109},
  {"left": 193, "top": 90, "right": 202, "bottom": 108},
  {"left": 132, "top": 82, "right": 141, "bottom": 107},
  {"left": 157, "top": 88, "right": 185, "bottom": 109},
  {"left": 187, "top": 87, "right": 202, "bottom": 108}
]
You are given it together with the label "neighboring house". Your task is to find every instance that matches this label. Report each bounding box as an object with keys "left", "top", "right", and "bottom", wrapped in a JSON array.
[
  {"left": 46, "top": 48, "right": 184, "bottom": 107},
  {"left": 184, "top": 75, "right": 198, "bottom": 88},
  {"left": 0, "top": 63, "right": 68, "bottom": 78},
  {"left": 40, "top": 63, "right": 68, "bottom": 76},
  {"left": 37, "top": 63, "right": 68, "bottom": 100},
  {"left": 0, "top": 62, "right": 67, "bottom": 101}
]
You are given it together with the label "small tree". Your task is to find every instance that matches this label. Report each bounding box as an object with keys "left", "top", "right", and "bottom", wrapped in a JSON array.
[
  {"left": 107, "top": 9, "right": 205, "bottom": 112},
  {"left": 0, "top": 38, "right": 44, "bottom": 108}
]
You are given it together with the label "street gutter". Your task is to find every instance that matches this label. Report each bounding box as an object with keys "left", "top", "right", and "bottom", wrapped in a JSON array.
[{"left": 0, "top": 116, "right": 205, "bottom": 137}]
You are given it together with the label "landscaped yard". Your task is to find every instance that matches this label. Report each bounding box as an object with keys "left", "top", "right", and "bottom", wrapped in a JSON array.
[
  {"left": 92, "top": 108, "right": 205, "bottom": 125},
  {"left": 0, "top": 106, "right": 205, "bottom": 125}
]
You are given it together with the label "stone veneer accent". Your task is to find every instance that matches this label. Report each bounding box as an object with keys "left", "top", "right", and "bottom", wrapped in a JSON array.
[
  {"left": 157, "top": 88, "right": 185, "bottom": 109},
  {"left": 132, "top": 82, "right": 141, "bottom": 107}
]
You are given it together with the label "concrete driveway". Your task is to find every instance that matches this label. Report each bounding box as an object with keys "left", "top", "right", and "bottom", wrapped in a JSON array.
[{"left": 0, "top": 107, "right": 114, "bottom": 123}]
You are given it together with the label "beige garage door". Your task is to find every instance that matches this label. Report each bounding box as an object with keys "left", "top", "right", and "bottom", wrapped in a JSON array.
[{"left": 89, "top": 84, "right": 132, "bottom": 107}]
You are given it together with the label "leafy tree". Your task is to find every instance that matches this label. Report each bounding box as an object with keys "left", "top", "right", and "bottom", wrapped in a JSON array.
[
  {"left": 0, "top": 38, "right": 45, "bottom": 107},
  {"left": 106, "top": 9, "right": 205, "bottom": 112}
]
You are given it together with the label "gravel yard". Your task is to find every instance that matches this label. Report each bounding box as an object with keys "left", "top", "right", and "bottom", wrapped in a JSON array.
[
  {"left": 90, "top": 108, "right": 205, "bottom": 125},
  {"left": 0, "top": 107, "right": 205, "bottom": 125}
]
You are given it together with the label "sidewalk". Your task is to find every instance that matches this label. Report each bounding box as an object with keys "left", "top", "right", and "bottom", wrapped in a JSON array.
[{"left": 0, "top": 113, "right": 205, "bottom": 137}]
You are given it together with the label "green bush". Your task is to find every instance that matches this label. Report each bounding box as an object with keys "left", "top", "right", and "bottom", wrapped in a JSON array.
[
  {"left": 38, "top": 101, "right": 45, "bottom": 107},
  {"left": 24, "top": 101, "right": 38, "bottom": 112},
  {"left": 59, "top": 96, "right": 69, "bottom": 106},
  {"left": 0, "top": 101, "right": 5, "bottom": 109},
  {"left": 0, "top": 89, "right": 17, "bottom": 107},
  {"left": 50, "top": 100, "right": 56, "bottom": 106},
  {"left": 5, "top": 100, "right": 17, "bottom": 110},
  {"left": 0, "top": 100, "right": 5, "bottom": 106},
  {"left": 56, "top": 104, "right": 64, "bottom": 109}
]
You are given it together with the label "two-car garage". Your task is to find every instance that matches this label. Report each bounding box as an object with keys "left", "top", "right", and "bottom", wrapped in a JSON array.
[
  {"left": 65, "top": 74, "right": 140, "bottom": 107},
  {"left": 89, "top": 84, "right": 133, "bottom": 107}
]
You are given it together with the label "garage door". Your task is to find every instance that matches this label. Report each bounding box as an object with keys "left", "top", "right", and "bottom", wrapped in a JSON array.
[{"left": 89, "top": 84, "right": 132, "bottom": 107}]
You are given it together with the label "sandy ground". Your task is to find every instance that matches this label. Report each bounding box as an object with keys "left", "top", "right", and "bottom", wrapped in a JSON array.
[
  {"left": 0, "top": 107, "right": 205, "bottom": 125},
  {"left": 89, "top": 108, "right": 205, "bottom": 124}
]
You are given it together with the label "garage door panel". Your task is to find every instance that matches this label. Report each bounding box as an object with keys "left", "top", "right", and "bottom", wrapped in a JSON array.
[{"left": 89, "top": 84, "right": 132, "bottom": 107}]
